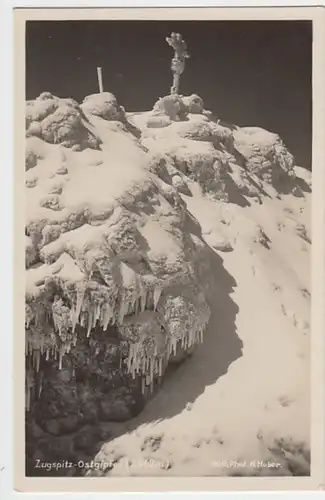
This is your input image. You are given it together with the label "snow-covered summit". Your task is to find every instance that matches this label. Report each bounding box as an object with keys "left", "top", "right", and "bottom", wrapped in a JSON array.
[{"left": 25, "top": 91, "right": 311, "bottom": 477}]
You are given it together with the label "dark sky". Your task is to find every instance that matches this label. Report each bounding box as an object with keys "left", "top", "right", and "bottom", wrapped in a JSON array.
[{"left": 26, "top": 20, "right": 312, "bottom": 169}]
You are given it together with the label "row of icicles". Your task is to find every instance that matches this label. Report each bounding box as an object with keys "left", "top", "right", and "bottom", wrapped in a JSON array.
[
  {"left": 58, "top": 283, "right": 164, "bottom": 339},
  {"left": 25, "top": 283, "right": 208, "bottom": 410}
]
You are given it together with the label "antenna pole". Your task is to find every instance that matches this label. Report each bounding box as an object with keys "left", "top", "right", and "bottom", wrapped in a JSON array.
[{"left": 97, "top": 67, "right": 104, "bottom": 93}]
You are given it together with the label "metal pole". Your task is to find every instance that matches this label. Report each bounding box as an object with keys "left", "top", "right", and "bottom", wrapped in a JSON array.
[{"left": 97, "top": 67, "right": 103, "bottom": 93}]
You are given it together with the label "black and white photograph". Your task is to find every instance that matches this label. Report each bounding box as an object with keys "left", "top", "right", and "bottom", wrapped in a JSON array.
[{"left": 13, "top": 7, "right": 324, "bottom": 492}]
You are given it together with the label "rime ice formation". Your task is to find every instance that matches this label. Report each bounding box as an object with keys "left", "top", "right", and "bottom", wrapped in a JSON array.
[{"left": 25, "top": 91, "right": 311, "bottom": 477}]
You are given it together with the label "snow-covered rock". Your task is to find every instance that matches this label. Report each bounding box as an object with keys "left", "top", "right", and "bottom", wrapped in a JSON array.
[
  {"left": 26, "top": 93, "right": 100, "bottom": 150},
  {"left": 233, "top": 126, "right": 296, "bottom": 188},
  {"left": 25, "top": 91, "right": 311, "bottom": 479},
  {"left": 81, "top": 92, "right": 126, "bottom": 121},
  {"left": 152, "top": 94, "right": 188, "bottom": 121},
  {"left": 181, "top": 94, "right": 204, "bottom": 114}
]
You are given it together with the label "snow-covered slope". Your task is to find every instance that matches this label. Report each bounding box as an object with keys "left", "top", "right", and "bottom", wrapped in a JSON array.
[{"left": 25, "top": 91, "right": 311, "bottom": 477}]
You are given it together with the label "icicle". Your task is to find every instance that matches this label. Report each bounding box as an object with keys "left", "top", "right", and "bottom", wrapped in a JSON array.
[
  {"left": 94, "top": 303, "right": 101, "bottom": 326},
  {"left": 100, "top": 305, "right": 105, "bottom": 323},
  {"left": 26, "top": 387, "right": 31, "bottom": 412},
  {"left": 80, "top": 312, "right": 86, "bottom": 328},
  {"left": 87, "top": 309, "right": 93, "bottom": 338},
  {"left": 153, "top": 287, "right": 162, "bottom": 311},
  {"left": 158, "top": 358, "right": 163, "bottom": 377},
  {"left": 32, "top": 350, "right": 38, "bottom": 370},
  {"left": 38, "top": 372, "right": 43, "bottom": 398},
  {"left": 129, "top": 344, "right": 134, "bottom": 361},
  {"left": 72, "top": 368, "right": 75, "bottom": 377},
  {"left": 36, "top": 350, "right": 40, "bottom": 373},
  {"left": 95, "top": 346, "right": 100, "bottom": 356},
  {"left": 135, "top": 298, "right": 139, "bottom": 316},
  {"left": 127, "top": 354, "right": 131, "bottom": 372},
  {"left": 140, "top": 289, "right": 147, "bottom": 312},
  {"left": 119, "top": 296, "right": 129, "bottom": 324},
  {"left": 132, "top": 291, "right": 139, "bottom": 311},
  {"left": 171, "top": 337, "right": 177, "bottom": 356},
  {"left": 75, "top": 287, "right": 85, "bottom": 323},
  {"left": 58, "top": 350, "right": 63, "bottom": 370},
  {"left": 148, "top": 358, "right": 154, "bottom": 389},
  {"left": 141, "top": 377, "right": 145, "bottom": 395},
  {"left": 102, "top": 304, "right": 112, "bottom": 331},
  {"left": 71, "top": 306, "right": 77, "bottom": 333}
]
